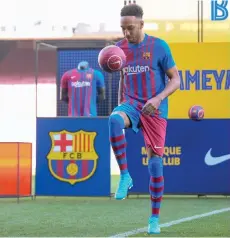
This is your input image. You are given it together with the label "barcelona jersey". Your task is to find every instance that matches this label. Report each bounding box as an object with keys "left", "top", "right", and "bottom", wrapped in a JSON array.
[
  {"left": 116, "top": 34, "right": 176, "bottom": 119},
  {"left": 61, "top": 68, "right": 105, "bottom": 116}
]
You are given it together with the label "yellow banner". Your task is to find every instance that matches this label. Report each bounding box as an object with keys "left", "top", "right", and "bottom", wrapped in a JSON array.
[{"left": 168, "top": 43, "right": 230, "bottom": 119}]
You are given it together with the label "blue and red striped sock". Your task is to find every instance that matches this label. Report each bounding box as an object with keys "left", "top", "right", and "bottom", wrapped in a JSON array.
[
  {"left": 148, "top": 157, "right": 164, "bottom": 218},
  {"left": 109, "top": 114, "right": 128, "bottom": 175}
]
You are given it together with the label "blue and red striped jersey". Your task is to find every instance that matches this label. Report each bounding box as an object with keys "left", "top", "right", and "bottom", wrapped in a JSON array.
[
  {"left": 116, "top": 34, "right": 175, "bottom": 119},
  {"left": 61, "top": 68, "right": 105, "bottom": 116}
]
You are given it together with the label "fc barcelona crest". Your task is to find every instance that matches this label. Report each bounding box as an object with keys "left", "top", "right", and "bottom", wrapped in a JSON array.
[
  {"left": 47, "top": 130, "right": 98, "bottom": 185},
  {"left": 86, "top": 73, "right": 92, "bottom": 79},
  {"left": 143, "top": 52, "right": 151, "bottom": 60}
]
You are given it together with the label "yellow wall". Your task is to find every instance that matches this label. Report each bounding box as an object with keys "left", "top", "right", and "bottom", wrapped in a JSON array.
[{"left": 167, "top": 43, "right": 230, "bottom": 119}]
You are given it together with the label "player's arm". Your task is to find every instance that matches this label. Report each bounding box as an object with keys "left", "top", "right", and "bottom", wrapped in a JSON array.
[
  {"left": 118, "top": 71, "right": 124, "bottom": 105},
  {"left": 60, "top": 73, "right": 69, "bottom": 103},
  {"left": 157, "top": 67, "right": 180, "bottom": 101},
  {"left": 156, "top": 41, "right": 180, "bottom": 101},
  {"left": 96, "top": 70, "right": 106, "bottom": 103}
]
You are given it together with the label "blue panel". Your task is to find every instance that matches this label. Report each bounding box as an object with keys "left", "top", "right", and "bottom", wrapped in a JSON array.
[
  {"left": 126, "top": 119, "right": 230, "bottom": 195},
  {"left": 35, "top": 117, "right": 110, "bottom": 196}
]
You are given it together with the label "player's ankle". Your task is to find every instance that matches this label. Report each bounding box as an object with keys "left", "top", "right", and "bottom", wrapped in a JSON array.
[{"left": 120, "top": 171, "right": 130, "bottom": 176}]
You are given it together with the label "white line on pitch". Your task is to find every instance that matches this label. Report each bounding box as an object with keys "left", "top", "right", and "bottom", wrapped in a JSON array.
[{"left": 109, "top": 207, "right": 230, "bottom": 237}]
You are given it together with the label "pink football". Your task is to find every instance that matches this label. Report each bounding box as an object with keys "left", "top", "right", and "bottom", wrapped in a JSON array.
[
  {"left": 188, "top": 105, "right": 204, "bottom": 121},
  {"left": 98, "top": 45, "right": 126, "bottom": 73}
]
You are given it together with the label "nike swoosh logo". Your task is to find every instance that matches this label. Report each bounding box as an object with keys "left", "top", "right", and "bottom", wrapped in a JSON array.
[
  {"left": 110, "top": 61, "right": 121, "bottom": 65},
  {"left": 204, "top": 148, "right": 230, "bottom": 166},
  {"left": 154, "top": 146, "right": 162, "bottom": 149}
]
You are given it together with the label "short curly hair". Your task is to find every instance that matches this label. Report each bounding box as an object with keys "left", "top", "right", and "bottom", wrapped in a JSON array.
[{"left": 120, "top": 4, "right": 144, "bottom": 19}]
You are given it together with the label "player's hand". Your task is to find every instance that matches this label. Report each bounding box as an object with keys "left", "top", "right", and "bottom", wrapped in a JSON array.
[{"left": 142, "top": 96, "right": 162, "bottom": 116}]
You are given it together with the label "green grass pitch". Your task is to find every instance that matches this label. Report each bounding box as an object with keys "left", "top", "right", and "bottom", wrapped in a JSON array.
[{"left": 0, "top": 175, "right": 229, "bottom": 237}]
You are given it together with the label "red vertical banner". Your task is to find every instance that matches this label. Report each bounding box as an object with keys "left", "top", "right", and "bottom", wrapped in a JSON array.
[{"left": 0, "top": 142, "right": 32, "bottom": 197}]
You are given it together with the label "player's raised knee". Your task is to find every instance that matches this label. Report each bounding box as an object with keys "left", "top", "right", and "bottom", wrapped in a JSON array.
[
  {"left": 109, "top": 112, "right": 130, "bottom": 128},
  {"left": 108, "top": 113, "right": 125, "bottom": 127}
]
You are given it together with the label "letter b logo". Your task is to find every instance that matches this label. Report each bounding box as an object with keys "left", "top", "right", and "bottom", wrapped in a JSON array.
[{"left": 211, "top": 0, "right": 229, "bottom": 21}]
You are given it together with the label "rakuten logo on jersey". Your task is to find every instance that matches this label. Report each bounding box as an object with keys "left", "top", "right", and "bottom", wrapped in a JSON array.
[
  {"left": 71, "top": 81, "right": 91, "bottom": 88},
  {"left": 123, "top": 65, "right": 150, "bottom": 75}
]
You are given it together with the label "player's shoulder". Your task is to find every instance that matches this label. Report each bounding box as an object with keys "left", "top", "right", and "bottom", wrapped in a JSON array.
[
  {"left": 92, "top": 68, "right": 100, "bottom": 74},
  {"left": 92, "top": 68, "right": 104, "bottom": 78},
  {"left": 146, "top": 35, "right": 169, "bottom": 48},
  {"left": 115, "top": 38, "right": 128, "bottom": 49}
]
